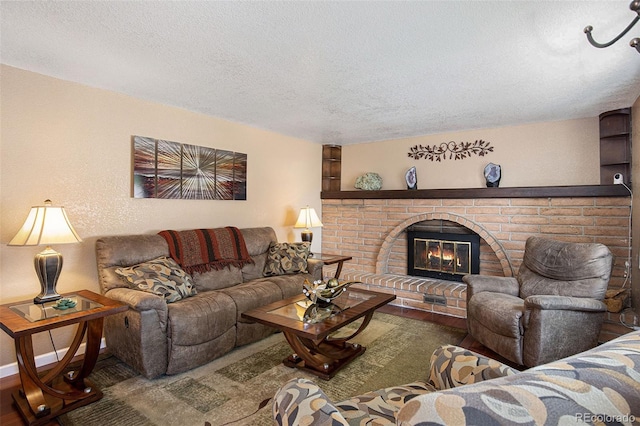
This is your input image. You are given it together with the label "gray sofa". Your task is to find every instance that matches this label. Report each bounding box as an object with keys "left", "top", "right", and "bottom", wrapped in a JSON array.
[{"left": 96, "top": 227, "right": 321, "bottom": 379}]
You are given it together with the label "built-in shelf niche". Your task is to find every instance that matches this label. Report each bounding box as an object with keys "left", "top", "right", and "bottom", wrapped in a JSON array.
[
  {"left": 600, "top": 108, "right": 632, "bottom": 185},
  {"left": 322, "top": 144, "right": 342, "bottom": 192}
]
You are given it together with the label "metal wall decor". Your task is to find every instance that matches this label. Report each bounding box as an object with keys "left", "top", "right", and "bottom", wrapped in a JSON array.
[
  {"left": 407, "top": 139, "right": 493, "bottom": 161},
  {"left": 132, "top": 135, "right": 247, "bottom": 200}
]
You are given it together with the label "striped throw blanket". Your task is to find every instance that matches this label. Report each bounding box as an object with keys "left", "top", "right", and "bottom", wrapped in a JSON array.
[{"left": 158, "top": 227, "right": 253, "bottom": 274}]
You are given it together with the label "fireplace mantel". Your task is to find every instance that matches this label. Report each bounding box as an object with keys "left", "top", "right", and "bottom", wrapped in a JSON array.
[
  {"left": 321, "top": 184, "right": 629, "bottom": 200},
  {"left": 321, "top": 185, "right": 635, "bottom": 339}
]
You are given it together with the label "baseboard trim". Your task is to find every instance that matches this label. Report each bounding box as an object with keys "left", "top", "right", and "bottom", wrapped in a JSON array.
[{"left": 0, "top": 338, "right": 106, "bottom": 379}]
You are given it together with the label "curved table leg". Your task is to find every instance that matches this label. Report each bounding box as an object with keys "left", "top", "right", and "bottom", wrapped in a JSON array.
[
  {"left": 14, "top": 337, "right": 49, "bottom": 418},
  {"left": 12, "top": 319, "right": 104, "bottom": 425},
  {"left": 67, "top": 318, "right": 104, "bottom": 389},
  {"left": 326, "top": 311, "right": 374, "bottom": 344},
  {"left": 281, "top": 312, "right": 375, "bottom": 380}
]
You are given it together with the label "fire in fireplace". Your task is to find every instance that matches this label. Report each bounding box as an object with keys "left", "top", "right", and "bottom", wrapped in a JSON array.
[{"left": 407, "top": 226, "right": 479, "bottom": 282}]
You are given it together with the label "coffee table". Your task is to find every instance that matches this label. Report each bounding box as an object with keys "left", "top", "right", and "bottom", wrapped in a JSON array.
[{"left": 242, "top": 288, "right": 395, "bottom": 379}]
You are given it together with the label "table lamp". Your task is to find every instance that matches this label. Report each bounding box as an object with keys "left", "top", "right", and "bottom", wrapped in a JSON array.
[
  {"left": 294, "top": 206, "right": 323, "bottom": 244},
  {"left": 8, "top": 200, "right": 82, "bottom": 303}
]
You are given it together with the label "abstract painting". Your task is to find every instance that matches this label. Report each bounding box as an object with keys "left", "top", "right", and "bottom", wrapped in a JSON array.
[{"left": 133, "top": 136, "right": 247, "bottom": 200}]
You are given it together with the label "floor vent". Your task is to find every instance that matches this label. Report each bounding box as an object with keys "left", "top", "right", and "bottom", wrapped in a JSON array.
[{"left": 423, "top": 294, "right": 447, "bottom": 306}]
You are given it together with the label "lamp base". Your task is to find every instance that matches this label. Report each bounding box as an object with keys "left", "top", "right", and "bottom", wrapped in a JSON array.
[
  {"left": 34, "top": 293, "right": 62, "bottom": 304},
  {"left": 301, "top": 230, "right": 314, "bottom": 257},
  {"left": 33, "top": 247, "right": 63, "bottom": 304},
  {"left": 301, "top": 230, "right": 313, "bottom": 243}
]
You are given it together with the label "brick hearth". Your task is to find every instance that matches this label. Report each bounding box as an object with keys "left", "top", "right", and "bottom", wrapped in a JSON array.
[{"left": 321, "top": 194, "right": 637, "bottom": 342}]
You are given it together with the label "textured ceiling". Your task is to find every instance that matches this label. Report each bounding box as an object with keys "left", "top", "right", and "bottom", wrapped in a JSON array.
[{"left": 2, "top": 1, "right": 640, "bottom": 145}]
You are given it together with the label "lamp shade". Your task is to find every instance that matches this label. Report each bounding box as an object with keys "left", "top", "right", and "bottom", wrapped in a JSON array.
[
  {"left": 8, "top": 200, "right": 82, "bottom": 246},
  {"left": 294, "top": 206, "right": 323, "bottom": 229},
  {"left": 8, "top": 200, "right": 82, "bottom": 303}
]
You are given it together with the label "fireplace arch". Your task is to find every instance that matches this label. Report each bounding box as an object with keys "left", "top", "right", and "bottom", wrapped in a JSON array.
[{"left": 375, "top": 212, "right": 514, "bottom": 277}]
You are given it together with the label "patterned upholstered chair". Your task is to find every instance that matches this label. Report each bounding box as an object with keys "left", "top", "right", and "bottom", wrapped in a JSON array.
[
  {"left": 463, "top": 236, "right": 613, "bottom": 367},
  {"left": 273, "top": 331, "right": 640, "bottom": 425},
  {"left": 273, "top": 344, "right": 518, "bottom": 425}
]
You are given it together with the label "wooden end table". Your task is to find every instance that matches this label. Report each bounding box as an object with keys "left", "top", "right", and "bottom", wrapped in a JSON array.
[
  {"left": 312, "top": 253, "right": 353, "bottom": 278},
  {"left": 242, "top": 288, "right": 395, "bottom": 379},
  {"left": 0, "top": 290, "right": 127, "bottom": 426}
]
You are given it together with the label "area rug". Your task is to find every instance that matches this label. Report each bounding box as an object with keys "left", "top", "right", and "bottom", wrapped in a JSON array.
[{"left": 58, "top": 312, "right": 465, "bottom": 426}]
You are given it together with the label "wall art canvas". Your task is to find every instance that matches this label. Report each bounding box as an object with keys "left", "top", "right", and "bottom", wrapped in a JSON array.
[
  {"left": 133, "top": 136, "right": 247, "bottom": 200},
  {"left": 181, "top": 143, "right": 217, "bottom": 200},
  {"left": 156, "top": 139, "right": 183, "bottom": 199},
  {"left": 232, "top": 152, "right": 247, "bottom": 200}
]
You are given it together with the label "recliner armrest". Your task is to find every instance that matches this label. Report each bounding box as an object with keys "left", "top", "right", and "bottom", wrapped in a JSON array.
[
  {"left": 273, "top": 378, "right": 349, "bottom": 426},
  {"left": 427, "top": 345, "right": 517, "bottom": 391},
  {"left": 525, "top": 295, "right": 607, "bottom": 312},
  {"left": 463, "top": 275, "right": 519, "bottom": 301},
  {"left": 104, "top": 287, "right": 168, "bottom": 329},
  {"left": 105, "top": 287, "right": 167, "bottom": 310}
]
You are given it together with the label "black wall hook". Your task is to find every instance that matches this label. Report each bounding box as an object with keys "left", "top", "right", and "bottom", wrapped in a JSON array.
[{"left": 584, "top": 0, "right": 640, "bottom": 52}]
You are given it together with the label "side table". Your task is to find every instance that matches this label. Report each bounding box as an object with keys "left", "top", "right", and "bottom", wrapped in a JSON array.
[
  {"left": 312, "top": 253, "right": 353, "bottom": 279},
  {"left": 0, "top": 289, "right": 127, "bottom": 426}
]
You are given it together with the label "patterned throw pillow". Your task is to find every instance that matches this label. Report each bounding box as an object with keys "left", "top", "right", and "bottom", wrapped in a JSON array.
[
  {"left": 115, "top": 257, "right": 197, "bottom": 303},
  {"left": 263, "top": 242, "right": 310, "bottom": 276}
]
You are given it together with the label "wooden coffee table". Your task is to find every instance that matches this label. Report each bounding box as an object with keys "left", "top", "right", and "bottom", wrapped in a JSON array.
[{"left": 242, "top": 288, "right": 395, "bottom": 379}]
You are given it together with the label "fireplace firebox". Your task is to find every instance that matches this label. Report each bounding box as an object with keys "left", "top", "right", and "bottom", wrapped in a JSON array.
[{"left": 407, "top": 228, "right": 480, "bottom": 282}]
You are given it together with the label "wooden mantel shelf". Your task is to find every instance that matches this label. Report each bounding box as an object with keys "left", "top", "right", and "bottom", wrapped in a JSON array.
[{"left": 321, "top": 185, "right": 630, "bottom": 200}]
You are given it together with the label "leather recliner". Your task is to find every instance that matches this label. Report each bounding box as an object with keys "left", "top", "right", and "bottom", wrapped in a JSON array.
[{"left": 463, "top": 236, "right": 613, "bottom": 367}]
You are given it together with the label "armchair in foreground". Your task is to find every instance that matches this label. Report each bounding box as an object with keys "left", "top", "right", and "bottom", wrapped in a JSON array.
[{"left": 273, "top": 333, "right": 640, "bottom": 425}]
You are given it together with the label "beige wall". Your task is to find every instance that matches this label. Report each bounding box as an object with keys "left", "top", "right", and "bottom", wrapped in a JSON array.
[
  {"left": 0, "top": 65, "right": 322, "bottom": 367},
  {"left": 342, "top": 118, "right": 600, "bottom": 190}
]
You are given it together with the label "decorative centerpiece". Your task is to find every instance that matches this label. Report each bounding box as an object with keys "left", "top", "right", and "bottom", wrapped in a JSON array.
[
  {"left": 301, "top": 278, "right": 359, "bottom": 323},
  {"left": 52, "top": 298, "right": 77, "bottom": 310},
  {"left": 302, "top": 278, "right": 355, "bottom": 308}
]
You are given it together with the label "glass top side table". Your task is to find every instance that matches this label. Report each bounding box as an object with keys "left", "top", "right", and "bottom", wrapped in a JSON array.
[
  {"left": 0, "top": 289, "right": 126, "bottom": 426},
  {"left": 9, "top": 294, "right": 103, "bottom": 323}
]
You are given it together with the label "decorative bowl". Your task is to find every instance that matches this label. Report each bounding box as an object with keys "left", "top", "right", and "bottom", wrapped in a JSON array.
[
  {"left": 302, "top": 279, "right": 357, "bottom": 307},
  {"left": 53, "top": 298, "right": 77, "bottom": 310}
]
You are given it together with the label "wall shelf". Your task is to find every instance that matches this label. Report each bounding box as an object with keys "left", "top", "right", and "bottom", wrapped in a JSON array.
[
  {"left": 600, "top": 108, "right": 632, "bottom": 185},
  {"left": 322, "top": 145, "right": 342, "bottom": 192},
  {"left": 321, "top": 185, "right": 630, "bottom": 200}
]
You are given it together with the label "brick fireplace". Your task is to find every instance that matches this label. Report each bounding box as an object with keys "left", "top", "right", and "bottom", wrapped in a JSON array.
[{"left": 321, "top": 186, "right": 636, "bottom": 342}]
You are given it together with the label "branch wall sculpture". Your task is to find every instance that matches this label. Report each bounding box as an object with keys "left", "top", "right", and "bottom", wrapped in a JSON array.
[{"left": 408, "top": 140, "right": 493, "bottom": 161}]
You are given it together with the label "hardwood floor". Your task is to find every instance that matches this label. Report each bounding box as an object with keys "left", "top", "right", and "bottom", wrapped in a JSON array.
[
  {"left": 0, "top": 367, "right": 60, "bottom": 426},
  {"left": 0, "top": 304, "right": 509, "bottom": 426}
]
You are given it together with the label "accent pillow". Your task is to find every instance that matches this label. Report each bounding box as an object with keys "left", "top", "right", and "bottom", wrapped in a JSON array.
[
  {"left": 263, "top": 242, "right": 310, "bottom": 276},
  {"left": 115, "top": 257, "right": 197, "bottom": 303}
]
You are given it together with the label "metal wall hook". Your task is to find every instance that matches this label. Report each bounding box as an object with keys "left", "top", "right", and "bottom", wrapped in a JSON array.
[{"left": 584, "top": 0, "right": 640, "bottom": 52}]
